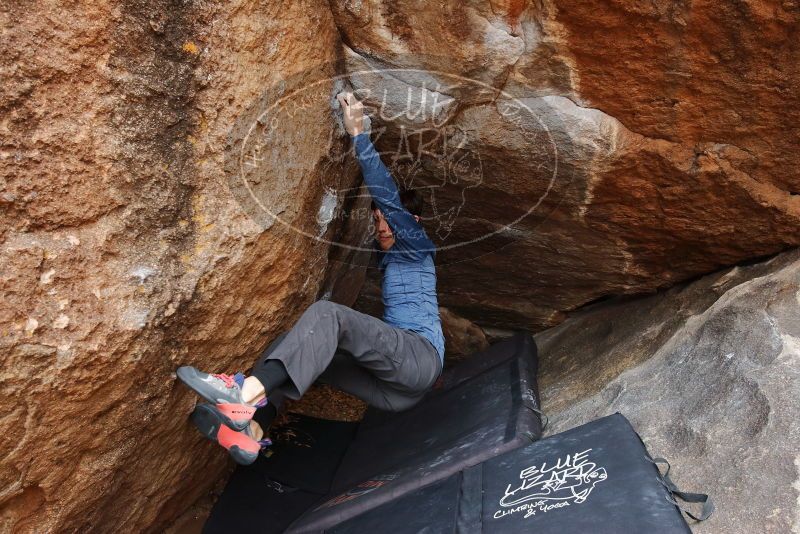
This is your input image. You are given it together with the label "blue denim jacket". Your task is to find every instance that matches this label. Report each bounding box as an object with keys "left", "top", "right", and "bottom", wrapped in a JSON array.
[{"left": 353, "top": 132, "right": 445, "bottom": 363}]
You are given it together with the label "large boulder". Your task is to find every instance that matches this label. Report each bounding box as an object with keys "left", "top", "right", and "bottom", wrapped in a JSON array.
[
  {"left": 536, "top": 248, "right": 800, "bottom": 533},
  {"left": 2, "top": 0, "right": 799, "bottom": 531},
  {"left": 332, "top": 0, "right": 800, "bottom": 330},
  {"left": 0, "top": 1, "right": 359, "bottom": 532}
]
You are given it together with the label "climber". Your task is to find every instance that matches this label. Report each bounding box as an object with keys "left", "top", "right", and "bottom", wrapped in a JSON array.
[{"left": 176, "top": 91, "right": 445, "bottom": 465}]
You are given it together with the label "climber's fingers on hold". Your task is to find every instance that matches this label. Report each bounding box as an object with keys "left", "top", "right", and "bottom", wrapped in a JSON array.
[
  {"left": 337, "top": 91, "right": 363, "bottom": 115},
  {"left": 336, "top": 91, "right": 352, "bottom": 109}
]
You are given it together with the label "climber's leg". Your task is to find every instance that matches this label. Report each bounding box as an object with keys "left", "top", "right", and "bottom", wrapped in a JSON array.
[
  {"left": 315, "top": 350, "right": 432, "bottom": 412},
  {"left": 249, "top": 419, "right": 264, "bottom": 441},
  {"left": 250, "top": 300, "right": 441, "bottom": 406},
  {"left": 176, "top": 367, "right": 269, "bottom": 431},
  {"left": 177, "top": 334, "right": 290, "bottom": 430},
  {"left": 190, "top": 403, "right": 272, "bottom": 466},
  {"left": 250, "top": 388, "right": 285, "bottom": 432},
  {"left": 178, "top": 300, "right": 441, "bottom": 426},
  {"left": 240, "top": 360, "right": 287, "bottom": 406}
]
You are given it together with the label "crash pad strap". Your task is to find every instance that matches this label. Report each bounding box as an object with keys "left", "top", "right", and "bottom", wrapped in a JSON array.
[
  {"left": 455, "top": 465, "right": 482, "bottom": 532},
  {"left": 527, "top": 406, "right": 548, "bottom": 432},
  {"left": 650, "top": 457, "right": 714, "bottom": 521}
]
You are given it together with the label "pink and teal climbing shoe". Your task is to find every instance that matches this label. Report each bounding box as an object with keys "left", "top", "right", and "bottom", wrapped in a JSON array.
[
  {"left": 176, "top": 366, "right": 267, "bottom": 431},
  {"left": 190, "top": 403, "right": 272, "bottom": 466}
]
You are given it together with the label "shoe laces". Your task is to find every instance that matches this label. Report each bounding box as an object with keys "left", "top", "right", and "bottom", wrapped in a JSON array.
[{"left": 212, "top": 373, "right": 237, "bottom": 388}]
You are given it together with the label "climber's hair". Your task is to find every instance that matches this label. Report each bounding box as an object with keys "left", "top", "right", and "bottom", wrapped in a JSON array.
[{"left": 371, "top": 188, "right": 424, "bottom": 217}]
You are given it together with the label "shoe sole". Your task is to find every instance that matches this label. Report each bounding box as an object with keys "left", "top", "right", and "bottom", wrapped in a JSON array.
[
  {"left": 177, "top": 367, "right": 250, "bottom": 432},
  {"left": 190, "top": 404, "right": 259, "bottom": 466}
]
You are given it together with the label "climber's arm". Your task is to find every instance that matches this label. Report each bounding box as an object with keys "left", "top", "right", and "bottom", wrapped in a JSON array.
[
  {"left": 337, "top": 90, "right": 431, "bottom": 252},
  {"left": 352, "top": 132, "right": 428, "bottom": 247}
]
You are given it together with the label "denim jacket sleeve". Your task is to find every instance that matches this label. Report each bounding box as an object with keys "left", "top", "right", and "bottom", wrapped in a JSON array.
[{"left": 352, "top": 132, "right": 436, "bottom": 261}]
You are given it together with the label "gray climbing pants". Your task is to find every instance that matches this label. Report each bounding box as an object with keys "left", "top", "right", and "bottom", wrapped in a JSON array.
[{"left": 251, "top": 300, "right": 442, "bottom": 412}]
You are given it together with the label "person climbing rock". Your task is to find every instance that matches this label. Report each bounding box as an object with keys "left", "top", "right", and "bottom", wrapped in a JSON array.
[{"left": 177, "top": 91, "right": 445, "bottom": 465}]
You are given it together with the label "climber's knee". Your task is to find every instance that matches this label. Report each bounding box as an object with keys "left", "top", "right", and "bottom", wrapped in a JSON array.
[
  {"left": 308, "top": 299, "right": 336, "bottom": 316},
  {"left": 382, "top": 391, "right": 425, "bottom": 413}
]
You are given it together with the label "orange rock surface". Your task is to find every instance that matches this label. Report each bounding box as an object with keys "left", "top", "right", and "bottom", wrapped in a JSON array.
[
  {"left": 1, "top": 1, "right": 356, "bottom": 531},
  {"left": 333, "top": 0, "right": 800, "bottom": 327},
  {"left": 2, "top": 0, "right": 798, "bottom": 531}
]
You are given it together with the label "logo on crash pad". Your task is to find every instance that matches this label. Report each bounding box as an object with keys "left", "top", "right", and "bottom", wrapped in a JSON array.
[{"left": 493, "top": 448, "right": 607, "bottom": 520}]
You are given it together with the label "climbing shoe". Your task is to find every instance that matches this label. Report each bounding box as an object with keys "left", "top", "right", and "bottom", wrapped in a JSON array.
[
  {"left": 190, "top": 403, "right": 272, "bottom": 466},
  {"left": 176, "top": 366, "right": 267, "bottom": 431}
]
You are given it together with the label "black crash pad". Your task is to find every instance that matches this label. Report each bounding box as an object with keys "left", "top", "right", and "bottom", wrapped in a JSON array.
[
  {"left": 327, "top": 472, "right": 463, "bottom": 534},
  {"left": 203, "top": 414, "right": 359, "bottom": 534},
  {"left": 286, "top": 331, "right": 543, "bottom": 533},
  {"left": 330, "top": 413, "right": 705, "bottom": 533}
]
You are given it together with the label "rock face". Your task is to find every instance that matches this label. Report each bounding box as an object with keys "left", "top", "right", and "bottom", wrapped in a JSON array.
[
  {"left": 333, "top": 0, "right": 800, "bottom": 329},
  {"left": 536, "top": 248, "right": 800, "bottom": 533},
  {"left": 1, "top": 1, "right": 358, "bottom": 532},
  {"left": 439, "top": 307, "right": 490, "bottom": 364},
  {"left": 2, "top": 0, "right": 799, "bottom": 532}
]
